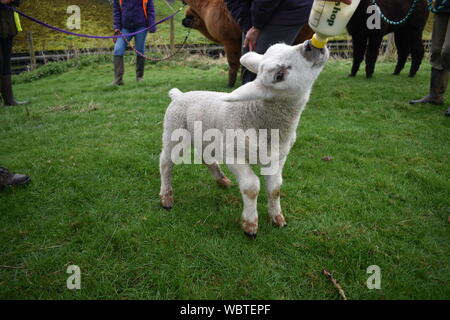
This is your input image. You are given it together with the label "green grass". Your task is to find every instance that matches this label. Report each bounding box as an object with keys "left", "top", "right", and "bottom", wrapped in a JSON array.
[{"left": 0, "top": 55, "right": 449, "bottom": 300}]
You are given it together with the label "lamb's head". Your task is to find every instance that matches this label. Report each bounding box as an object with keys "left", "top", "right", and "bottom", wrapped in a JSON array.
[{"left": 222, "top": 41, "right": 329, "bottom": 102}]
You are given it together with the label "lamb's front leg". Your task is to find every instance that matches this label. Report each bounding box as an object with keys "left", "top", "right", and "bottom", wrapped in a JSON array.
[
  {"left": 264, "top": 173, "right": 287, "bottom": 227},
  {"left": 263, "top": 156, "right": 287, "bottom": 227},
  {"left": 228, "top": 164, "right": 260, "bottom": 238}
]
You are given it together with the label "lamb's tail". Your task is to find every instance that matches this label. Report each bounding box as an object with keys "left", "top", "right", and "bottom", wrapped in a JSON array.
[{"left": 168, "top": 88, "right": 183, "bottom": 100}]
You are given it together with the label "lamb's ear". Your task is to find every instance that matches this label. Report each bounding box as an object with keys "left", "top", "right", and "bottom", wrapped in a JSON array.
[
  {"left": 240, "top": 52, "right": 263, "bottom": 74},
  {"left": 220, "top": 81, "right": 268, "bottom": 102}
]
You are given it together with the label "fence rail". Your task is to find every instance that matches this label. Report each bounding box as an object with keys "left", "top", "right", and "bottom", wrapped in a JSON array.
[{"left": 12, "top": 39, "right": 432, "bottom": 75}]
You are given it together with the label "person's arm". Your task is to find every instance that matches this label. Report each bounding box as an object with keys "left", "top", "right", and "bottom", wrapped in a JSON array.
[
  {"left": 224, "top": 0, "right": 251, "bottom": 33},
  {"left": 250, "top": 0, "right": 283, "bottom": 31},
  {"left": 147, "top": 0, "right": 157, "bottom": 33},
  {"left": 244, "top": 0, "right": 283, "bottom": 51},
  {"left": 113, "top": 0, "right": 122, "bottom": 32},
  {"left": 244, "top": 0, "right": 352, "bottom": 51}
]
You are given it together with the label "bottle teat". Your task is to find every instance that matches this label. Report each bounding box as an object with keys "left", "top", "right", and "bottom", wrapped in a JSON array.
[{"left": 311, "top": 33, "right": 328, "bottom": 49}]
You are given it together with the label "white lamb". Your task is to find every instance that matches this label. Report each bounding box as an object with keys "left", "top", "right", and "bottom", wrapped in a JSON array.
[{"left": 159, "top": 41, "right": 329, "bottom": 238}]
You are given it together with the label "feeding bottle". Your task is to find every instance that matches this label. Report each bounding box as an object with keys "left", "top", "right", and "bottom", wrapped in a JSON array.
[{"left": 308, "top": 0, "right": 361, "bottom": 48}]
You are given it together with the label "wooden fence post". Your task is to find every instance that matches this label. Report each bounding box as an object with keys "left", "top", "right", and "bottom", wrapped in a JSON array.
[
  {"left": 170, "top": 17, "right": 175, "bottom": 52},
  {"left": 26, "top": 31, "right": 37, "bottom": 70}
]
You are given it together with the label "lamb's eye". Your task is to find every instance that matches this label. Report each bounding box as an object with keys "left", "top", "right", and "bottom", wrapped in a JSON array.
[{"left": 274, "top": 70, "right": 285, "bottom": 82}]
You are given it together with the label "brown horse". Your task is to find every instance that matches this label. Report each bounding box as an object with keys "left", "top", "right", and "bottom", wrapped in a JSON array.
[{"left": 182, "top": 0, "right": 242, "bottom": 87}]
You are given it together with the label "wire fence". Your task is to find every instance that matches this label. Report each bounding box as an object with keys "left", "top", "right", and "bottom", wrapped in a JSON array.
[{"left": 11, "top": 39, "right": 433, "bottom": 75}]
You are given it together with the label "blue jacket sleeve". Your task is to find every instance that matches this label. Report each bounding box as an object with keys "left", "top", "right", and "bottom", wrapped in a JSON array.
[
  {"left": 148, "top": 0, "right": 157, "bottom": 33},
  {"left": 113, "top": 0, "right": 122, "bottom": 30},
  {"left": 251, "top": 0, "right": 283, "bottom": 30}
]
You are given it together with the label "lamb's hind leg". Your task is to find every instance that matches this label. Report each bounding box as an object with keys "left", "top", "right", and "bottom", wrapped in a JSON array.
[
  {"left": 159, "top": 151, "right": 174, "bottom": 209},
  {"left": 228, "top": 164, "right": 260, "bottom": 238},
  {"left": 205, "top": 161, "right": 232, "bottom": 188}
]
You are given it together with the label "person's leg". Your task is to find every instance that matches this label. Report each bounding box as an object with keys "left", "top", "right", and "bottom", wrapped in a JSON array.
[
  {"left": 1, "top": 36, "right": 27, "bottom": 106},
  {"left": 439, "top": 14, "right": 450, "bottom": 114},
  {"left": 241, "top": 24, "right": 302, "bottom": 84},
  {"left": 411, "top": 14, "right": 450, "bottom": 104},
  {"left": 134, "top": 28, "right": 148, "bottom": 81},
  {"left": 112, "top": 28, "right": 130, "bottom": 85},
  {"left": 0, "top": 38, "right": 4, "bottom": 105},
  {"left": 430, "top": 14, "right": 450, "bottom": 71}
]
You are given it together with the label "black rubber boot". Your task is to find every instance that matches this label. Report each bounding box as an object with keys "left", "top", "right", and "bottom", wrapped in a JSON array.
[
  {"left": 113, "top": 55, "right": 124, "bottom": 85},
  {"left": 410, "top": 68, "right": 449, "bottom": 105},
  {"left": 0, "top": 167, "right": 30, "bottom": 190},
  {"left": 1, "top": 75, "right": 28, "bottom": 106},
  {"left": 136, "top": 56, "right": 145, "bottom": 81}
]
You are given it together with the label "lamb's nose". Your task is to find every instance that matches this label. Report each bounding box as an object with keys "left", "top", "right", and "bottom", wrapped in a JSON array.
[
  {"left": 305, "top": 40, "right": 324, "bottom": 55},
  {"left": 305, "top": 41, "right": 313, "bottom": 52}
]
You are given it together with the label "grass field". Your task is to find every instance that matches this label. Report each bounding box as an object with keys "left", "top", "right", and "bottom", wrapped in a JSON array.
[{"left": 0, "top": 54, "right": 449, "bottom": 300}]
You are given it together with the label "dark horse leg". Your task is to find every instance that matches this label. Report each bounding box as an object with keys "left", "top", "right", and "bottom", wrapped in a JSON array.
[
  {"left": 223, "top": 40, "right": 241, "bottom": 88},
  {"left": 365, "top": 34, "right": 383, "bottom": 78},
  {"left": 408, "top": 28, "right": 426, "bottom": 77},
  {"left": 350, "top": 34, "right": 367, "bottom": 77},
  {"left": 393, "top": 30, "right": 410, "bottom": 75}
]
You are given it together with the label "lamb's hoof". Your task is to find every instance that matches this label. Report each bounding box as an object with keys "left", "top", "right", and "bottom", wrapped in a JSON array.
[
  {"left": 273, "top": 214, "right": 287, "bottom": 228},
  {"left": 242, "top": 220, "right": 258, "bottom": 238},
  {"left": 160, "top": 191, "right": 173, "bottom": 210},
  {"left": 244, "top": 232, "right": 257, "bottom": 239},
  {"left": 217, "top": 176, "right": 232, "bottom": 188}
]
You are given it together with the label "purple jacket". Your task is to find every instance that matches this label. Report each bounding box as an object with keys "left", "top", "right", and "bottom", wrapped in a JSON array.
[{"left": 113, "top": 0, "right": 156, "bottom": 32}]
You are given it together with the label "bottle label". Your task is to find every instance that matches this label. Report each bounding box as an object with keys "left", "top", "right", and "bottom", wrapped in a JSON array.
[{"left": 327, "top": 2, "right": 342, "bottom": 26}]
